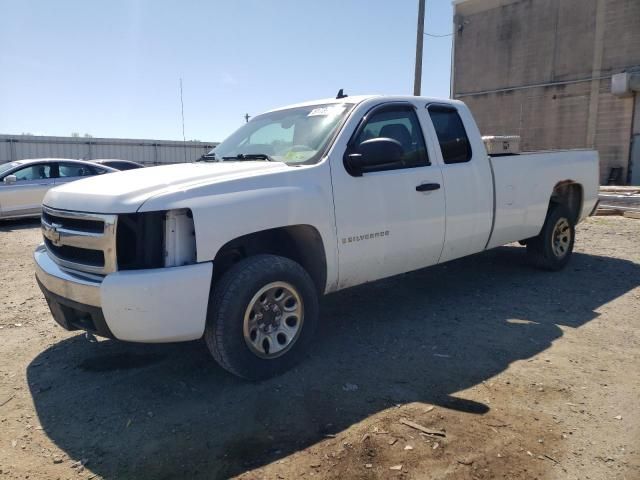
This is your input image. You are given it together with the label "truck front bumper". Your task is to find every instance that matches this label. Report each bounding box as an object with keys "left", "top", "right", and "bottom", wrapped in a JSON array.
[{"left": 34, "top": 244, "right": 213, "bottom": 343}]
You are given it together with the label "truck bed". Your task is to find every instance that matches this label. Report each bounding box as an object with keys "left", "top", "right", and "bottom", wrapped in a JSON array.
[{"left": 487, "top": 149, "right": 599, "bottom": 249}]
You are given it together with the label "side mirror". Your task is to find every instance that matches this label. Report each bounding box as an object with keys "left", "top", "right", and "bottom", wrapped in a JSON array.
[
  {"left": 3, "top": 174, "right": 17, "bottom": 185},
  {"left": 344, "top": 137, "right": 404, "bottom": 177}
]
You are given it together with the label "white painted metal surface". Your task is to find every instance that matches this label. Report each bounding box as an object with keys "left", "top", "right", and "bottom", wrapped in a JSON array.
[
  {"left": 35, "top": 94, "right": 600, "bottom": 345},
  {"left": 328, "top": 97, "right": 446, "bottom": 288},
  {"left": 163, "top": 209, "right": 197, "bottom": 267},
  {"left": 487, "top": 149, "right": 599, "bottom": 249},
  {"left": 101, "top": 262, "right": 213, "bottom": 342},
  {"left": 139, "top": 162, "right": 341, "bottom": 293},
  {"left": 611, "top": 72, "right": 640, "bottom": 98},
  {"left": 34, "top": 246, "right": 212, "bottom": 342},
  {"left": 424, "top": 102, "right": 494, "bottom": 263},
  {"left": 44, "top": 161, "right": 292, "bottom": 213}
]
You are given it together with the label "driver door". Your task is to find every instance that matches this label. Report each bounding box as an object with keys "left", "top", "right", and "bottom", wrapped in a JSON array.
[
  {"left": 330, "top": 102, "right": 446, "bottom": 289},
  {"left": 0, "top": 162, "right": 54, "bottom": 217}
]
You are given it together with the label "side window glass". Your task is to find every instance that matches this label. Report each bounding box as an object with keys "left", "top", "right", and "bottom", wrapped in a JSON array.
[
  {"left": 428, "top": 106, "right": 472, "bottom": 164},
  {"left": 58, "top": 163, "right": 95, "bottom": 178},
  {"left": 353, "top": 107, "right": 429, "bottom": 170},
  {"left": 13, "top": 164, "right": 52, "bottom": 181}
]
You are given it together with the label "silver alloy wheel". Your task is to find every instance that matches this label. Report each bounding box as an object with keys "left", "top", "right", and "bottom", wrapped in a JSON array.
[
  {"left": 243, "top": 281, "right": 304, "bottom": 359},
  {"left": 551, "top": 217, "right": 571, "bottom": 258}
]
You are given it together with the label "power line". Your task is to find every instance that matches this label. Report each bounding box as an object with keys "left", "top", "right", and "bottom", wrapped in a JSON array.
[
  {"left": 423, "top": 0, "right": 453, "bottom": 38},
  {"left": 424, "top": 32, "right": 453, "bottom": 37}
]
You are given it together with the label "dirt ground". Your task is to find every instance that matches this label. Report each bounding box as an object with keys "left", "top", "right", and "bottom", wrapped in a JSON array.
[{"left": 0, "top": 217, "right": 639, "bottom": 480}]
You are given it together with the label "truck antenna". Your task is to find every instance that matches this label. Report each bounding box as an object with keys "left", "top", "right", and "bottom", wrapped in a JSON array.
[{"left": 336, "top": 89, "right": 348, "bottom": 99}]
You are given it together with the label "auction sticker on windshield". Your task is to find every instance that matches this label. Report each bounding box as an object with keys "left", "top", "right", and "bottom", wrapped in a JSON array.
[{"left": 307, "top": 105, "right": 346, "bottom": 117}]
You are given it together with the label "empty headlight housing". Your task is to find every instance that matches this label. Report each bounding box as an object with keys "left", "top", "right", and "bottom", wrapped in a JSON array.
[{"left": 116, "top": 209, "right": 196, "bottom": 270}]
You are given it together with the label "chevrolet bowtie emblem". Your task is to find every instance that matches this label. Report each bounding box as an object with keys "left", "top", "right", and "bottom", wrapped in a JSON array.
[{"left": 45, "top": 222, "right": 63, "bottom": 247}]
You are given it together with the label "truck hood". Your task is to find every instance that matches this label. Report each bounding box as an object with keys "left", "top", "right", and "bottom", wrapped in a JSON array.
[{"left": 43, "top": 161, "right": 292, "bottom": 213}]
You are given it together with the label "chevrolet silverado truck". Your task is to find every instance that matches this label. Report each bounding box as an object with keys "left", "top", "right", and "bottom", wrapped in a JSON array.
[{"left": 34, "top": 95, "right": 599, "bottom": 379}]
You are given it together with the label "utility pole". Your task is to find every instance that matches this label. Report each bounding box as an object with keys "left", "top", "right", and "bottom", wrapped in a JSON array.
[
  {"left": 413, "top": 0, "right": 426, "bottom": 96},
  {"left": 180, "top": 78, "right": 187, "bottom": 163}
]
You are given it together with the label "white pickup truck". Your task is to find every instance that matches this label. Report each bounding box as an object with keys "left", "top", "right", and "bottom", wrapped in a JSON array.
[{"left": 34, "top": 94, "right": 599, "bottom": 379}]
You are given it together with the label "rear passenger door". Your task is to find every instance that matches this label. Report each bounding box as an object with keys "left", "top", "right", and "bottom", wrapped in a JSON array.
[
  {"left": 331, "top": 102, "right": 446, "bottom": 288},
  {"left": 425, "top": 104, "right": 493, "bottom": 262},
  {"left": 54, "top": 162, "right": 106, "bottom": 186}
]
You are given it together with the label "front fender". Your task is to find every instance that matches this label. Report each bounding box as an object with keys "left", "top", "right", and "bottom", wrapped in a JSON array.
[{"left": 137, "top": 164, "right": 339, "bottom": 292}]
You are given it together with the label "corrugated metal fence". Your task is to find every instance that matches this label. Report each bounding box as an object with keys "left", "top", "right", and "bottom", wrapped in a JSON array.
[{"left": 0, "top": 134, "right": 218, "bottom": 165}]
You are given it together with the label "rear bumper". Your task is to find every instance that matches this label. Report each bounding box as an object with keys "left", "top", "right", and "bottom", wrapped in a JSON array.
[{"left": 34, "top": 244, "right": 213, "bottom": 343}]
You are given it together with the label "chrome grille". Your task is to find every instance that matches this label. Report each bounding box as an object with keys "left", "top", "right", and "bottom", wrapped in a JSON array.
[{"left": 41, "top": 206, "right": 118, "bottom": 275}]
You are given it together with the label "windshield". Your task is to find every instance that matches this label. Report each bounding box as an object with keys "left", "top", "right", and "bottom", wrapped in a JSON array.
[
  {"left": 209, "top": 103, "right": 354, "bottom": 165},
  {"left": 0, "top": 162, "right": 18, "bottom": 177}
]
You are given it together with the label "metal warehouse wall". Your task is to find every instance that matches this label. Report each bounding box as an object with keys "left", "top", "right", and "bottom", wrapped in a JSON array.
[
  {"left": 452, "top": 0, "right": 640, "bottom": 184},
  {"left": 0, "top": 135, "right": 218, "bottom": 165}
]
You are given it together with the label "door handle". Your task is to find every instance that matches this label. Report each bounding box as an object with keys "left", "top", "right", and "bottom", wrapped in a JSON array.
[{"left": 416, "top": 183, "right": 441, "bottom": 192}]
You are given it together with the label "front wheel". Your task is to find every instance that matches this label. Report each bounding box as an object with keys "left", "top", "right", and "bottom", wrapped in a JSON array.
[
  {"left": 526, "top": 204, "right": 575, "bottom": 271},
  {"left": 204, "top": 254, "right": 319, "bottom": 380}
]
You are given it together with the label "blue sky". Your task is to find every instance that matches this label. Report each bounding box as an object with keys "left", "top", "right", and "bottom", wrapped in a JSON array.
[{"left": 0, "top": 0, "right": 454, "bottom": 141}]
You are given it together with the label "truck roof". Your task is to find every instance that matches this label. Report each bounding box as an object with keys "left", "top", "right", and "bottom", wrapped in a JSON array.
[
  {"left": 265, "top": 95, "right": 379, "bottom": 113},
  {"left": 266, "top": 95, "right": 460, "bottom": 113}
]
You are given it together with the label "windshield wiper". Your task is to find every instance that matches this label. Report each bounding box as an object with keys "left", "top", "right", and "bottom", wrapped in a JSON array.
[
  {"left": 197, "top": 153, "right": 218, "bottom": 162},
  {"left": 221, "top": 153, "right": 275, "bottom": 162}
]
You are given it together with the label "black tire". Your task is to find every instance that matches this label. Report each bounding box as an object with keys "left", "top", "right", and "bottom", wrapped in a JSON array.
[
  {"left": 204, "top": 254, "right": 319, "bottom": 380},
  {"left": 526, "top": 204, "right": 575, "bottom": 271}
]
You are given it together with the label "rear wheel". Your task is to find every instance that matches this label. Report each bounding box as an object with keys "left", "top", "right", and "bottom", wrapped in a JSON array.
[
  {"left": 204, "top": 254, "right": 319, "bottom": 380},
  {"left": 526, "top": 204, "right": 575, "bottom": 271}
]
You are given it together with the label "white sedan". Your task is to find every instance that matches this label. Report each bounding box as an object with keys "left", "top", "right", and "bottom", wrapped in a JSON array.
[{"left": 0, "top": 158, "right": 116, "bottom": 220}]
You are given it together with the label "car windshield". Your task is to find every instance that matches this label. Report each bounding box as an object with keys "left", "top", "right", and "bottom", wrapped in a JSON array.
[
  {"left": 0, "top": 162, "right": 19, "bottom": 177},
  {"left": 208, "top": 103, "right": 354, "bottom": 165}
]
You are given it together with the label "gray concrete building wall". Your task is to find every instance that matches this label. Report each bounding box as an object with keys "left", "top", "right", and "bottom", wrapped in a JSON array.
[{"left": 453, "top": 0, "right": 640, "bottom": 184}]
